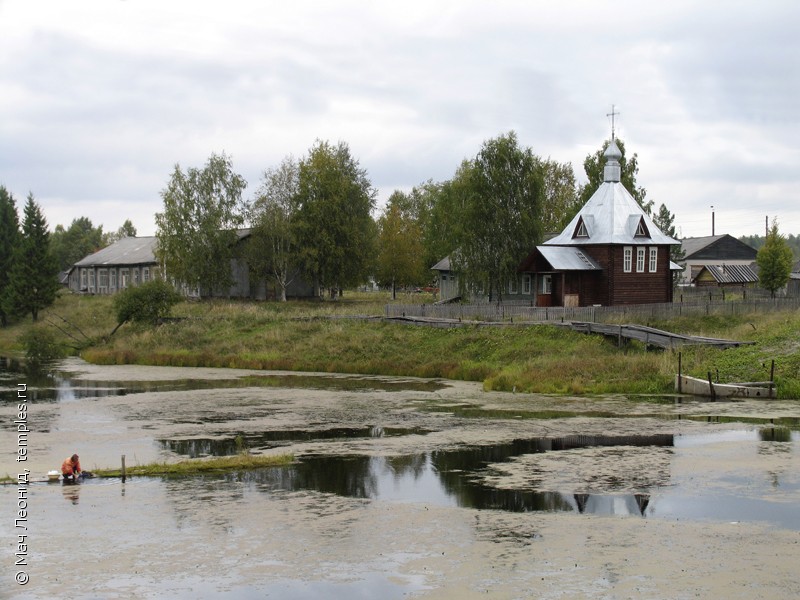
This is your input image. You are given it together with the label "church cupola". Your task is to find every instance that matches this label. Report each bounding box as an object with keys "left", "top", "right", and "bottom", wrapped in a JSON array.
[{"left": 603, "top": 139, "right": 622, "bottom": 183}]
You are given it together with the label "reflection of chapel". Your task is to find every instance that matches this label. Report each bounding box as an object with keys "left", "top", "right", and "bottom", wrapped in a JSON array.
[{"left": 518, "top": 139, "right": 680, "bottom": 307}]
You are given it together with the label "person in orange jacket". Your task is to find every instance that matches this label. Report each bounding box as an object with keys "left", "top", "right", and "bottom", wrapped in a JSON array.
[{"left": 61, "top": 454, "right": 82, "bottom": 480}]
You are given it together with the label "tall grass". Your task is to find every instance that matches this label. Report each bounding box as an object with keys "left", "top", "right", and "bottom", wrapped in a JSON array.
[{"left": 3, "top": 291, "right": 799, "bottom": 398}]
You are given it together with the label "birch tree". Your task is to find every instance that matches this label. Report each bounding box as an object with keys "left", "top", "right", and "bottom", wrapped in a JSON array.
[
  {"left": 452, "top": 131, "right": 543, "bottom": 301},
  {"left": 155, "top": 153, "right": 247, "bottom": 296},
  {"left": 293, "top": 140, "right": 376, "bottom": 296},
  {"left": 247, "top": 156, "right": 299, "bottom": 302}
]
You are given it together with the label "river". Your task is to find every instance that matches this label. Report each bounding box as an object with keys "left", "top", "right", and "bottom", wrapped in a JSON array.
[{"left": 2, "top": 357, "right": 799, "bottom": 599}]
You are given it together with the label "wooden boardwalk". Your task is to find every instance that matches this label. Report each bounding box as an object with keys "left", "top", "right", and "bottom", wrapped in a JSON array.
[
  {"left": 559, "top": 322, "right": 754, "bottom": 349},
  {"left": 381, "top": 316, "right": 753, "bottom": 349}
]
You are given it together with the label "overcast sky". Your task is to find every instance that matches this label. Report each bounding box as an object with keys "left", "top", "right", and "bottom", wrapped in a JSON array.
[{"left": 1, "top": 1, "right": 798, "bottom": 241}]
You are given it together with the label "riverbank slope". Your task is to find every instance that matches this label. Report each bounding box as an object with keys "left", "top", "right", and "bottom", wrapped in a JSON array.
[{"left": 2, "top": 291, "right": 799, "bottom": 397}]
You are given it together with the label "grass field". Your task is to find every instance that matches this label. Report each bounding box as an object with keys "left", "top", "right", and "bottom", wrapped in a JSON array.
[{"left": 2, "top": 290, "right": 799, "bottom": 398}]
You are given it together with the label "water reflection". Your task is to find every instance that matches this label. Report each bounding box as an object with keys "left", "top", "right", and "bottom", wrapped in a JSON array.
[
  {"left": 179, "top": 428, "right": 797, "bottom": 528},
  {"left": 760, "top": 427, "right": 793, "bottom": 442},
  {"left": 1, "top": 357, "right": 447, "bottom": 403},
  {"left": 220, "top": 434, "right": 676, "bottom": 518},
  {"left": 160, "top": 427, "right": 432, "bottom": 457}
]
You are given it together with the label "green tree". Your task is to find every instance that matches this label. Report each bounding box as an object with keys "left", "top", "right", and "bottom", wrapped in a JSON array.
[
  {"left": 104, "top": 219, "right": 138, "bottom": 245},
  {"left": 155, "top": 153, "right": 247, "bottom": 296},
  {"left": 538, "top": 157, "right": 580, "bottom": 233},
  {"left": 50, "top": 217, "right": 105, "bottom": 273},
  {"left": 652, "top": 203, "right": 685, "bottom": 283},
  {"left": 376, "top": 191, "right": 425, "bottom": 298},
  {"left": 247, "top": 156, "right": 300, "bottom": 302},
  {"left": 111, "top": 279, "right": 182, "bottom": 335},
  {"left": 757, "top": 219, "right": 794, "bottom": 298},
  {"left": 452, "top": 131, "right": 544, "bottom": 301},
  {"left": 0, "top": 186, "right": 20, "bottom": 326},
  {"left": 7, "top": 194, "right": 60, "bottom": 321},
  {"left": 579, "top": 138, "right": 653, "bottom": 214},
  {"left": 293, "top": 140, "right": 376, "bottom": 296}
]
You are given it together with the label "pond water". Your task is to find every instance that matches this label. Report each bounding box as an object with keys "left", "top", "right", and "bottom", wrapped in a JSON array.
[{"left": 2, "top": 359, "right": 799, "bottom": 598}]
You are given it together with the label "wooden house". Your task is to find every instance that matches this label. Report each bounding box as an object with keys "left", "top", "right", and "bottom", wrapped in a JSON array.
[
  {"left": 691, "top": 264, "right": 758, "bottom": 289},
  {"left": 69, "top": 231, "right": 316, "bottom": 300},
  {"left": 232, "top": 230, "right": 316, "bottom": 300},
  {"left": 788, "top": 260, "right": 800, "bottom": 296},
  {"left": 679, "top": 234, "right": 758, "bottom": 285},
  {"left": 68, "top": 236, "right": 159, "bottom": 294},
  {"left": 518, "top": 139, "right": 680, "bottom": 307},
  {"left": 431, "top": 254, "right": 537, "bottom": 303}
]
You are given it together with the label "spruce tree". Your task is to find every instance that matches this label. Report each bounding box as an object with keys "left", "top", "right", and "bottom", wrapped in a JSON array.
[
  {"left": 757, "top": 218, "right": 793, "bottom": 298},
  {"left": 7, "top": 194, "right": 59, "bottom": 321},
  {"left": 0, "top": 186, "right": 20, "bottom": 325}
]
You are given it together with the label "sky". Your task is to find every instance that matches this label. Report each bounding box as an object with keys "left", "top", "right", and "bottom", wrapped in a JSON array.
[{"left": 1, "top": 0, "right": 798, "bottom": 240}]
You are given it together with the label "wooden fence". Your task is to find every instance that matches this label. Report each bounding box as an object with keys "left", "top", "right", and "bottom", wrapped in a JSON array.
[{"left": 385, "top": 294, "right": 800, "bottom": 324}]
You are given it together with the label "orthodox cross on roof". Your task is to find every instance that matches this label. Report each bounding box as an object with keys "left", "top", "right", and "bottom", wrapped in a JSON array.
[{"left": 607, "top": 104, "right": 619, "bottom": 140}]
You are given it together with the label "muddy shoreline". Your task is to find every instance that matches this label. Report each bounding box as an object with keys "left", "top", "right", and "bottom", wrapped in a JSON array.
[{"left": 2, "top": 358, "right": 799, "bottom": 598}]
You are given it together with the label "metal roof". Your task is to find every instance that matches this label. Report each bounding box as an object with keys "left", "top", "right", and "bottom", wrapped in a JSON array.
[
  {"left": 73, "top": 236, "right": 157, "bottom": 267},
  {"left": 544, "top": 182, "right": 680, "bottom": 246},
  {"left": 693, "top": 264, "right": 758, "bottom": 285},
  {"left": 537, "top": 246, "right": 601, "bottom": 270}
]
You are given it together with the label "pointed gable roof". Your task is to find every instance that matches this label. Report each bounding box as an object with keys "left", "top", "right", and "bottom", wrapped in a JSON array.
[
  {"left": 680, "top": 234, "right": 757, "bottom": 261},
  {"left": 544, "top": 139, "right": 679, "bottom": 247}
]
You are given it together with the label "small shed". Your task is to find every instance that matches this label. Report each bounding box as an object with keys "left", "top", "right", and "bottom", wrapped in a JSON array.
[
  {"left": 788, "top": 260, "right": 800, "bottom": 296},
  {"left": 431, "top": 256, "right": 461, "bottom": 302},
  {"left": 691, "top": 264, "right": 758, "bottom": 289}
]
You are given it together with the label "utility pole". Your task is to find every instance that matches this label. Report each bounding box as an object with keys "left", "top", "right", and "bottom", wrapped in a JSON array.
[{"left": 711, "top": 206, "right": 715, "bottom": 236}]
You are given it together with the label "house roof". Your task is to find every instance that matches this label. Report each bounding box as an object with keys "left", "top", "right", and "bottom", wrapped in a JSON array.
[
  {"left": 544, "top": 140, "right": 679, "bottom": 247},
  {"left": 680, "top": 234, "right": 758, "bottom": 261},
  {"left": 73, "top": 236, "right": 157, "bottom": 268},
  {"left": 431, "top": 256, "right": 452, "bottom": 271},
  {"left": 692, "top": 264, "right": 758, "bottom": 285},
  {"left": 537, "top": 246, "right": 601, "bottom": 270},
  {"left": 680, "top": 235, "right": 726, "bottom": 257}
]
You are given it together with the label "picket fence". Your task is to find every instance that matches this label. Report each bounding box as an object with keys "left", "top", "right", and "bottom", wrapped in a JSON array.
[{"left": 385, "top": 294, "right": 800, "bottom": 324}]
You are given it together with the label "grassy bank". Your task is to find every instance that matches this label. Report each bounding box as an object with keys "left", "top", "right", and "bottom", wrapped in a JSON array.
[
  {"left": 0, "top": 453, "right": 295, "bottom": 483},
  {"left": 2, "top": 291, "right": 799, "bottom": 397},
  {"left": 94, "top": 452, "right": 294, "bottom": 478}
]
